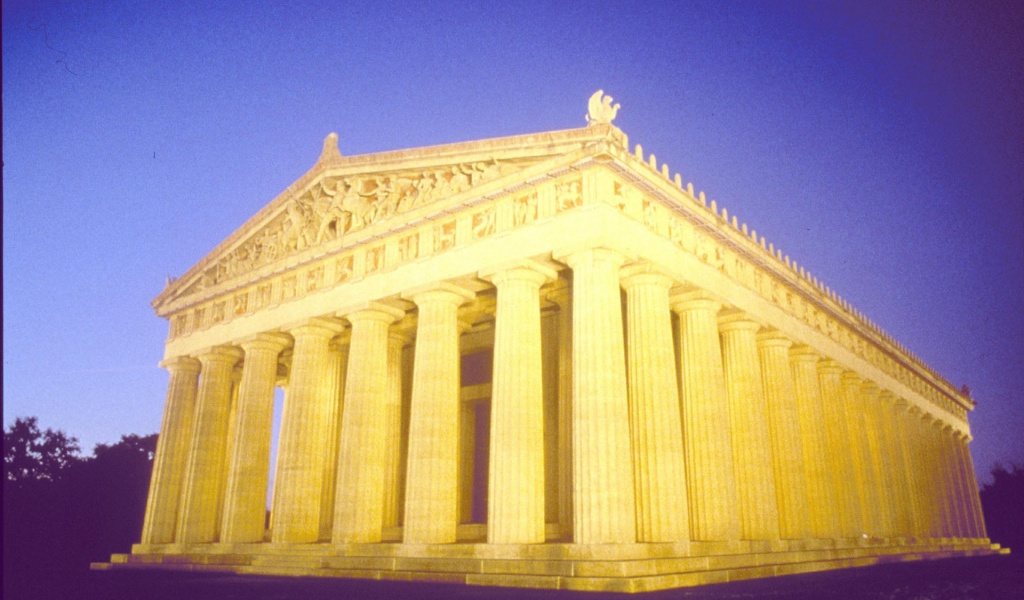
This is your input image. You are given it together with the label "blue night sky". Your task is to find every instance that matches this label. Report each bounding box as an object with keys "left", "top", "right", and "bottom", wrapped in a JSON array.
[{"left": 4, "top": 1, "right": 1022, "bottom": 484}]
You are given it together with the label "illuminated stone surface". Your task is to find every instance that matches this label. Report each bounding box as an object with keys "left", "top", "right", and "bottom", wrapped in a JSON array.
[{"left": 104, "top": 92, "right": 1005, "bottom": 592}]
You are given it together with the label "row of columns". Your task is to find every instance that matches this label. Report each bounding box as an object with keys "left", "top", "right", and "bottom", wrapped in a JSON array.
[{"left": 142, "top": 246, "right": 987, "bottom": 548}]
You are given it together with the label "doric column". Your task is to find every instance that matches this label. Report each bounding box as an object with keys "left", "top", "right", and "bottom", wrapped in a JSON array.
[
  {"left": 672, "top": 291, "right": 738, "bottom": 542},
  {"left": 402, "top": 283, "right": 474, "bottom": 544},
  {"left": 923, "top": 417, "right": 951, "bottom": 537},
  {"left": 817, "top": 361, "right": 860, "bottom": 538},
  {"left": 176, "top": 346, "right": 244, "bottom": 544},
  {"left": 557, "top": 247, "right": 636, "bottom": 544},
  {"left": 756, "top": 331, "right": 810, "bottom": 540},
  {"left": 482, "top": 261, "right": 557, "bottom": 544},
  {"left": 861, "top": 382, "right": 895, "bottom": 537},
  {"left": 319, "top": 338, "right": 348, "bottom": 541},
  {"left": 893, "top": 401, "right": 923, "bottom": 538},
  {"left": 332, "top": 304, "right": 405, "bottom": 543},
  {"left": 955, "top": 433, "right": 987, "bottom": 538},
  {"left": 719, "top": 313, "right": 778, "bottom": 541},
  {"left": 141, "top": 356, "right": 201, "bottom": 544},
  {"left": 621, "top": 264, "right": 689, "bottom": 543},
  {"left": 941, "top": 425, "right": 970, "bottom": 538},
  {"left": 271, "top": 318, "right": 346, "bottom": 543},
  {"left": 220, "top": 334, "right": 291, "bottom": 543},
  {"left": 840, "top": 371, "right": 877, "bottom": 536},
  {"left": 790, "top": 346, "right": 839, "bottom": 539},
  {"left": 381, "top": 329, "right": 407, "bottom": 529},
  {"left": 548, "top": 289, "right": 574, "bottom": 533},
  {"left": 877, "top": 391, "right": 912, "bottom": 537},
  {"left": 918, "top": 413, "right": 944, "bottom": 538}
]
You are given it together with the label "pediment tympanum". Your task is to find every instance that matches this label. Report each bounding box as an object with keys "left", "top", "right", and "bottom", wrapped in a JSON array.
[{"left": 154, "top": 125, "right": 624, "bottom": 314}]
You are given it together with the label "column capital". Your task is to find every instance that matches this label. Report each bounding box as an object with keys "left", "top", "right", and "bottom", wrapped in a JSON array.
[
  {"left": 194, "top": 345, "right": 245, "bottom": 366},
  {"left": 817, "top": 359, "right": 844, "bottom": 375},
  {"left": 553, "top": 245, "right": 633, "bottom": 270},
  {"left": 159, "top": 355, "right": 201, "bottom": 373},
  {"left": 669, "top": 289, "right": 721, "bottom": 314},
  {"left": 756, "top": 329, "right": 792, "bottom": 349},
  {"left": 840, "top": 370, "right": 862, "bottom": 385},
  {"left": 238, "top": 332, "right": 292, "bottom": 353},
  {"left": 402, "top": 281, "right": 475, "bottom": 306},
  {"left": 789, "top": 344, "right": 820, "bottom": 363},
  {"left": 877, "top": 390, "right": 898, "bottom": 405},
  {"left": 860, "top": 381, "right": 881, "bottom": 397},
  {"left": 619, "top": 261, "right": 676, "bottom": 290},
  {"left": 479, "top": 258, "right": 559, "bottom": 287},
  {"left": 716, "top": 310, "right": 762, "bottom": 333},
  {"left": 285, "top": 316, "right": 347, "bottom": 339},
  {"left": 343, "top": 302, "right": 406, "bottom": 325}
]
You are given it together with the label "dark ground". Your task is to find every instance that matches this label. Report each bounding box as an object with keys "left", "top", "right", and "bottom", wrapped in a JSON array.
[{"left": 5, "top": 554, "right": 1021, "bottom": 600}]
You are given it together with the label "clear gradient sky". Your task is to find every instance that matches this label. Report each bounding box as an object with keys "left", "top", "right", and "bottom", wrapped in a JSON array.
[{"left": 4, "top": 1, "right": 1022, "bottom": 484}]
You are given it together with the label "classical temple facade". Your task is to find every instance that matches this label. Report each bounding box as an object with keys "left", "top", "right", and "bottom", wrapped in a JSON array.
[{"left": 97, "top": 94, "right": 1005, "bottom": 592}]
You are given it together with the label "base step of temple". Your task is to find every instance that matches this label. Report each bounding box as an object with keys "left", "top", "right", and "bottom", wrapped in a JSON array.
[{"left": 91, "top": 538, "right": 1006, "bottom": 593}]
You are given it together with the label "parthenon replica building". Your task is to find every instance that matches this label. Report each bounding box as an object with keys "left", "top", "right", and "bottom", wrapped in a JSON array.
[{"left": 99, "top": 93, "right": 1004, "bottom": 592}]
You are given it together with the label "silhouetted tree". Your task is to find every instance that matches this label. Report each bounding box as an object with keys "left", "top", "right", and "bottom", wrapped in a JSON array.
[
  {"left": 3, "top": 418, "right": 157, "bottom": 598},
  {"left": 4, "top": 416, "right": 81, "bottom": 484},
  {"left": 980, "top": 462, "right": 1024, "bottom": 552}
]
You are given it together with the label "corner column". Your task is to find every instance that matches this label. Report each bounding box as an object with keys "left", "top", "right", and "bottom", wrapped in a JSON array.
[
  {"left": 141, "top": 356, "right": 201, "bottom": 544},
  {"left": 177, "top": 346, "right": 244, "bottom": 544},
  {"left": 272, "top": 318, "right": 346, "bottom": 543},
  {"left": 333, "top": 304, "right": 405, "bottom": 543},
  {"left": 402, "top": 283, "right": 475, "bottom": 544},
  {"left": 220, "top": 333, "right": 291, "bottom": 543},
  {"left": 483, "top": 261, "right": 557, "bottom": 544},
  {"left": 671, "top": 291, "right": 739, "bottom": 542},
  {"left": 719, "top": 313, "right": 778, "bottom": 541},
  {"left": 557, "top": 247, "right": 637, "bottom": 544},
  {"left": 621, "top": 264, "right": 689, "bottom": 543}
]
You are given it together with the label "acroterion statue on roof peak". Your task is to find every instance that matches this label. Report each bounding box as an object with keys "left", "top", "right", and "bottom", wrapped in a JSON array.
[{"left": 587, "top": 90, "right": 620, "bottom": 126}]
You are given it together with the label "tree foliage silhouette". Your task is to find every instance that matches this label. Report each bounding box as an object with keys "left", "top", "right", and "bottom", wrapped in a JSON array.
[
  {"left": 3, "top": 417, "right": 157, "bottom": 597},
  {"left": 980, "top": 462, "right": 1024, "bottom": 552}
]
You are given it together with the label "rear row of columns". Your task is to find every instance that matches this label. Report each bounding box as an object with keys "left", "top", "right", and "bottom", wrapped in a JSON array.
[{"left": 142, "top": 246, "right": 987, "bottom": 548}]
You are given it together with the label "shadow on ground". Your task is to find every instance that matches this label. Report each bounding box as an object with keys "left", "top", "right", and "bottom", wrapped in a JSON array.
[{"left": 5, "top": 554, "right": 1021, "bottom": 600}]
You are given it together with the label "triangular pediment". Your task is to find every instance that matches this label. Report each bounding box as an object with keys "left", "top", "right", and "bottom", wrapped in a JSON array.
[{"left": 154, "top": 125, "right": 625, "bottom": 313}]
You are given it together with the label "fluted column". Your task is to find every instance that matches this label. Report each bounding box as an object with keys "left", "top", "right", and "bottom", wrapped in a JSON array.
[
  {"left": 756, "top": 331, "right": 810, "bottom": 540},
  {"left": 548, "top": 290, "right": 574, "bottom": 533},
  {"left": 941, "top": 425, "right": 969, "bottom": 537},
  {"left": 817, "top": 361, "right": 860, "bottom": 538},
  {"left": 672, "top": 291, "right": 738, "bottom": 542},
  {"left": 220, "top": 334, "right": 291, "bottom": 543},
  {"left": 177, "top": 346, "right": 244, "bottom": 543},
  {"left": 621, "top": 264, "right": 689, "bottom": 543},
  {"left": 482, "top": 261, "right": 557, "bottom": 544},
  {"left": 557, "top": 247, "right": 636, "bottom": 544},
  {"left": 402, "top": 283, "right": 474, "bottom": 544},
  {"left": 382, "top": 329, "right": 407, "bottom": 529},
  {"left": 271, "top": 318, "right": 346, "bottom": 543},
  {"left": 893, "top": 401, "right": 923, "bottom": 538},
  {"left": 861, "top": 382, "right": 895, "bottom": 537},
  {"left": 719, "top": 313, "right": 778, "bottom": 541},
  {"left": 319, "top": 339, "right": 348, "bottom": 541},
  {"left": 918, "top": 413, "right": 944, "bottom": 538},
  {"left": 955, "top": 434, "right": 987, "bottom": 538},
  {"left": 877, "top": 391, "right": 911, "bottom": 537},
  {"left": 141, "top": 356, "right": 201, "bottom": 544},
  {"left": 332, "top": 304, "right": 405, "bottom": 543},
  {"left": 840, "top": 372, "right": 878, "bottom": 536},
  {"left": 790, "top": 346, "right": 839, "bottom": 539}
]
